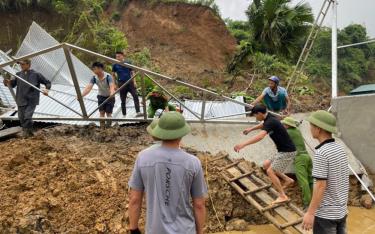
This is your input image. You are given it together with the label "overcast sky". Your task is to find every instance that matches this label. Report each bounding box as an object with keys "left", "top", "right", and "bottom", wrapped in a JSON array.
[{"left": 215, "top": 0, "right": 375, "bottom": 37}]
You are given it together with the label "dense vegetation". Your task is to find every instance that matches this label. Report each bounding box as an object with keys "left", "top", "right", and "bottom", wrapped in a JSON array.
[
  {"left": 1, "top": 0, "right": 373, "bottom": 96},
  {"left": 227, "top": 0, "right": 375, "bottom": 94}
]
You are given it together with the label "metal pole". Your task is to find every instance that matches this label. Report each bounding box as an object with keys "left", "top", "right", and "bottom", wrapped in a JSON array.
[
  {"left": 204, "top": 111, "right": 253, "bottom": 121},
  {"left": 332, "top": 0, "right": 338, "bottom": 98},
  {"left": 348, "top": 164, "right": 375, "bottom": 203},
  {"left": 63, "top": 47, "right": 88, "bottom": 118},
  {"left": 145, "top": 74, "right": 202, "bottom": 119},
  {"left": 88, "top": 72, "right": 138, "bottom": 117},
  {"left": 0, "top": 44, "right": 63, "bottom": 69},
  {"left": 338, "top": 39, "right": 375, "bottom": 49},
  {"left": 0, "top": 116, "right": 259, "bottom": 125},
  {"left": 201, "top": 93, "right": 206, "bottom": 121},
  {"left": 140, "top": 73, "right": 148, "bottom": 120},
  {"left": 1, "top": 70, "right": 83, "bottom": 117}
]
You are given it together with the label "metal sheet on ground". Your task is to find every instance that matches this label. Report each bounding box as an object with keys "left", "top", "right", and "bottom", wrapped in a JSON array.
[{"left": 0, "top": 127, "right": 21, "bottom": 139}]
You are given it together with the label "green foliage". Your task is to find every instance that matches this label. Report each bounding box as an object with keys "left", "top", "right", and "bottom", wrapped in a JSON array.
[
  {"left": 174, "top": 85, "right": 194, "bottom": 99},
  {"left": 247, "top": 0, "right": 314, "bottom": 60},
  {"left": 306, "top": 24, "right": 375, "bottom": 93},
  {"left": 231, "top": 91, "right": 254, "bottom": 102},
  {"left": 111, "top": 11, "right": 121, "bottom": 21},
  {"left": 250, "top": 52, "right": 289, "bottom": 78},
  {"left": 225, "top": 19, "right": 251, "bottom": 43},
  {"left": 129, "top": 48, "right": 152, "bottom": 67}
]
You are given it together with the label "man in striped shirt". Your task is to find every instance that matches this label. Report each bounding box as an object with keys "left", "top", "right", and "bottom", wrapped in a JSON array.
[{"left": 302, "top": 110, "right": 349, "bottom": 234}]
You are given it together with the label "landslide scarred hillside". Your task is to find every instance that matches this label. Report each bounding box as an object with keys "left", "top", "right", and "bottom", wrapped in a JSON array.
[{"left": 114, "top": 0, "right": 237, "bottom": 84}]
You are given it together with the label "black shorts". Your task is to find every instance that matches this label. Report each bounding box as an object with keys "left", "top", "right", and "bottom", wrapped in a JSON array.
[{"left": 97, "top": 95, "right": 115, "bottom": 114}]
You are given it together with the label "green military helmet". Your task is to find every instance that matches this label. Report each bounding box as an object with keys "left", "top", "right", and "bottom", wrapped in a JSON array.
[
  {"left": 281, "top": 116, "right": 298, "bottom": 128},
  {"left": 307, "top": 110, "right": 337, "bottom": 134},
  {"left": 150, "top": 111, "right": 191, "bottom": 140}
]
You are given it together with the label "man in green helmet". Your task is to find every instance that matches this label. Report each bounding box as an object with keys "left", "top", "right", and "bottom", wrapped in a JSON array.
[
  {"left": 302, "top": 110, "right": 348, "bottom": 234},
  {"left": 147, "top": 87, "right": 176, "bottom": 118},
  {"left": 281, "top": 117, "right": 313, "bottom": 209}
]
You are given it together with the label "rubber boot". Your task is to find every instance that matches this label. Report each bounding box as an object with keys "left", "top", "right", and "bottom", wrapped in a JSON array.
[
  {"left": 100, "top": 120, "right": 105, "bottom": 129},
  {"left": 106, "top": 120, "right": 112, "bottom": 128}
]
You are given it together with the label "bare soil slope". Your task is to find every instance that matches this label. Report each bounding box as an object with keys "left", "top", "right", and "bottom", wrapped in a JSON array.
[{"left": 116, "top": 0, "right": 237, "bottom": 85}]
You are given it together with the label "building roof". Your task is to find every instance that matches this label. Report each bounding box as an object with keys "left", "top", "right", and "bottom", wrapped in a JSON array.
[{"left": 350, "top": 84, "right": 375, "bottom": 95}]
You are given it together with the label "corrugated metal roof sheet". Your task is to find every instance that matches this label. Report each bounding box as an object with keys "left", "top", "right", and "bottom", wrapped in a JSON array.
[
  {"left": 183, "top": 96, "right": 246, "bottom": 120},
  {"left": 350, "top": 84, "right": 375, "bottom": 95},
  {"left": 16, "top": 22, "right": 93, "bottom": 87}
]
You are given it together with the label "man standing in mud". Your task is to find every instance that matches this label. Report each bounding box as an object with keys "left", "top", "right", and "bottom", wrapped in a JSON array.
[
  {"left": 234, "top": 104, "right": 297, "bottom": 205},
  {"left": 302, "top": 110, "right": 349, "bottom": 234},
  {"left": 3, "top": 59, "right": 51, "bottom": 137},
  {"left": 81, "top": 62, "right": 116, "bottom": 128},
  {"left": 128, "top": 112, "right": 207, "bottom": 234}
]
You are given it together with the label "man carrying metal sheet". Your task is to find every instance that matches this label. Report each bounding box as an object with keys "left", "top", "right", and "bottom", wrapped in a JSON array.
[
  {"left": 3, "top": 59, "right": 51, "bottom": 137},
  {"left": 81, "top": 62, "right": 116, "bottom": 128}
]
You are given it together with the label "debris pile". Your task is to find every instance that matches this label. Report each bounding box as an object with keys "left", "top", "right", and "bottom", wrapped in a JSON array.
[{"left": 0, "top": 125, "right": 373, "bottom": 233}]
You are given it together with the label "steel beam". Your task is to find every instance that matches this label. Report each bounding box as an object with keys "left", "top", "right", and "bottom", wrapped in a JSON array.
[
  {"left": 140, "top": 74, "right": 148, "bottom": 120},
  {"left": 63, "top": 47, "right": 88, "bottom": 117},
  {"left": 204, "top": 111, "right": 253, "bottom": 121},
  {"left": 0, "top": 116, "right": 258, "bottom": 125},
  {"left": 0, "top": 44, "right": 63, "bottom": 69}
]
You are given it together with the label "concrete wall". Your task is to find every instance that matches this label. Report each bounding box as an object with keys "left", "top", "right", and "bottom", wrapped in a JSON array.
[
  {"left": 331, "top": 94, "right": 375, "bottom": 173},
  {"left": 183, "top": 113, "right": 363, "bottom": 174}
]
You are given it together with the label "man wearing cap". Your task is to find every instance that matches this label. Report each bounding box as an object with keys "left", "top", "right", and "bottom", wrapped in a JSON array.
[
  {"left": 234, "top": 104, "right": 297, "bottom": 204},
  {"left": 281, "top": 117, "right": 313, "bottom": 209},
  {"left": 302, "top": 110, "right": 348, "bottom": 234},
  {"left": 128, "top": 112, "right": 207, "bottom": 234},
  {"left": 251, "top": 76, "right": 290, "bottom": 114},
  {"left": 3, "top": 59, "right": 51, "bottom": 137},
  {"left": 81, "top": 62, "right": 116, "bottom": 128}
]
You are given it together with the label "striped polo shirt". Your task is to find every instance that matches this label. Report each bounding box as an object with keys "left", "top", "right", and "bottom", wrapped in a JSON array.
[{"left": 312, "top": 139, "right": 349, "bottom": 220}]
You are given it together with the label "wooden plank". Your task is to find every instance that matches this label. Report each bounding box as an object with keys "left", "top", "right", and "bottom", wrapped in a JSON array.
[
  {"left": 209, "top": 154, "right": 229, "bottom": 162},
  {"left": 226, "top": 166, "right": 303, "bottom": 234},
  {"left": 249, "top": 174, "right": 305, "bottom": 217},
  {"left": 0, "top": 127, "right": 22, "bottom": 139},
  {"left": 281, "top": 218, "right": 303, "bottom": 229},
  {"left": 221, "top": 172, "right": 286, "bottom": 232},
  {"left": 229, "top": 171, "right": 254, "bottom": 182},
  {"left": 261, "top": 202, "right": 288, "bottom": 212},
  {"left": 220, "top": 159, "right": 244, "bottom": 171},
  {"left": 244, "top": 184, "right": 271, "bottom": 195}
]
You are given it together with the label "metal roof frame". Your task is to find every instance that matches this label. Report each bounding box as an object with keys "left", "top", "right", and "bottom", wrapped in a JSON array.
[{"left": 0, "top": 42, "right": 260, "bottom": 125}]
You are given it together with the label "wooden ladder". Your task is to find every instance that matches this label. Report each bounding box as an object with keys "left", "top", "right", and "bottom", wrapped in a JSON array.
[{"left": 213, "top": 155, "right": 306, "bottom": 234}]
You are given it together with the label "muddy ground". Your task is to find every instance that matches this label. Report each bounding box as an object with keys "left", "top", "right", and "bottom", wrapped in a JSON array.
[{"left": 0, "top": 125, "right": 373, "bottom": 233}]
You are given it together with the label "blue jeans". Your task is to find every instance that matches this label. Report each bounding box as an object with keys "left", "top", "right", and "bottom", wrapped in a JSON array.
[{"left": 314, "top": 215, "right": 347, "bottom": 234}]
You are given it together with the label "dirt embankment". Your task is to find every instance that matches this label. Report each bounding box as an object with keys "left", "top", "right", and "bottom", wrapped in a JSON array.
[
  {"left": 0, "top": 125, "right": 373, "bottom": 233},
  {"left": 115, "top": 0, "right": 237, "bottom": 87}
]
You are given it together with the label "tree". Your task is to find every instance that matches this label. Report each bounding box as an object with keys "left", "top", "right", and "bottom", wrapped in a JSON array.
[
  {"left": 247, "top": 0, "right": 314, "bottom": 60},
  {"left": 305, "top": 24, "right": 375, "bottom": 93}
]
